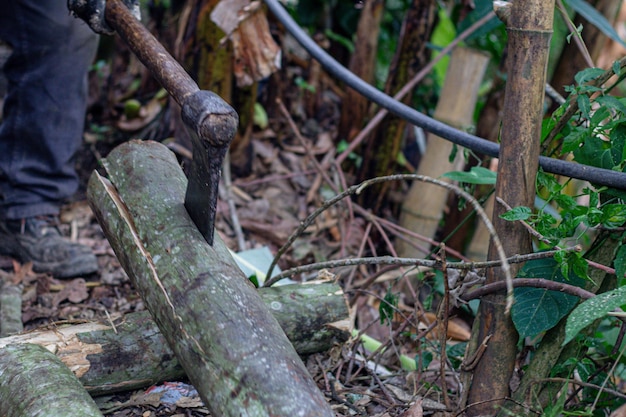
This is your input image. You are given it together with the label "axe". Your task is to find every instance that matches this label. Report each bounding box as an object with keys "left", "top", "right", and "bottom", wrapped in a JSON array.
[{"left": 95, "top": 0, "right": 238, "bottom": 246}]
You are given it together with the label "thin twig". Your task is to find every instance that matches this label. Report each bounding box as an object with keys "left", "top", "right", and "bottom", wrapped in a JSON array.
[
  {"left": 269, "top": 246, "right": 579, "bottom": 283},
  {"left": 462, "top": 278, "right": 596, "bottom": 301},
  {"left": 264, "top": 174, "right": 511, "bottom": 298},
  {"left": 438, "top": 245, "right": 450, "bottom": 408}
]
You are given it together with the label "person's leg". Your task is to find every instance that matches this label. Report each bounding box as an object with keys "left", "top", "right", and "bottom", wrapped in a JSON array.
[
  {"left": 0, "top": 0, "right": 98, "bottom": 219},
  {"left": 0, "top": 0, "right": 100, "bottom": 277}
]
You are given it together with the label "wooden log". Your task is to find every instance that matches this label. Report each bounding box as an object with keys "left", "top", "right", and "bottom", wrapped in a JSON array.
[
  {"left": 87, "top": 140, "right": 335, "bottom": 416},
  {"left": 0, "top": 343, "right": 103, "bottom": 417},
  {"left": 0, "top": 283, "right": 349, "bottom": 395}
]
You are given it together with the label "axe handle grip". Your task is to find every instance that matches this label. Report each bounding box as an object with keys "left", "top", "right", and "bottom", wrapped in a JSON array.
[{"left": 105, "top": 0, "right": 198, "bottom": 106}]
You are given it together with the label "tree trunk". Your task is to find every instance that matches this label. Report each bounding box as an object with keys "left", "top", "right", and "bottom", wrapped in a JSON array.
[
  {"left": 0, "top": 343, "right": 103, "bottom": 417},
  {"left": 87, "top": 140, "right": 335, "bottom": 416},
  {"left": 358, "top": 0, "right": 437, "bottom": 209},
  {"left": 0, "top": 282, "right": 349, "bottom": 396},
  {"left": 337, "top": 0, "right": 384, "bottom": 142},
  {"left": 466, "top": 1, "right": 554, "bottom": 415}
]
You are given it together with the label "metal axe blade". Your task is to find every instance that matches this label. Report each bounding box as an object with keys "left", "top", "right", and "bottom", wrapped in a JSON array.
[
  {"left": 103, "top": 0, "right": 237, "bottom": 245},
  {"left": 181, "top": 92, "right": 238, "bottom": 245}
]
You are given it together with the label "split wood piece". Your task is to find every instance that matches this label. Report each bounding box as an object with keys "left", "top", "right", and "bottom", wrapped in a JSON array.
[
  {"left": 0, "top": 343, "right": 103, "bottom": 417},
  {"left": 398, "top": 47, "right": 489, "bottom": 258},
  {"left": 86, "top": 140, "right": 336, "bottom": 416},
  {"left": 0, "top": 276, "right": 22, "bottom": 337},
  {"left": 0, "top": 283, "right": 349, "bottom": 395}
]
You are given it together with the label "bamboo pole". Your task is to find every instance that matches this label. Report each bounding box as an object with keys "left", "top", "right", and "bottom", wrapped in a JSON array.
[{"left": 398, "top": 47, "right": 489, "bottom": 258}]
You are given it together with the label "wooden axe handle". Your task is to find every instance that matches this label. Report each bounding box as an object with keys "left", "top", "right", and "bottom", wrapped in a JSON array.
[{"left": 104, "top": 0, "right": 198, "bottom": 106}]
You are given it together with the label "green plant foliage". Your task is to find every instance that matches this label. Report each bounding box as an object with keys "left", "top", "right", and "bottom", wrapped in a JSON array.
[
  {"left": 564, "top": 286, "right": 626, "bottom": 345},
  {"left": 511, "top": 258, "right": 583, "bottom": 340},
  {"left": 566, "top": 0, "right": 626, "bottom": 48},
  {"left": 442, "top": 166, "right": 497, "bottom": 185},
  {"left": 430, "top": 7, "right": 456, "bottom": 85},
  {"left": 380, "top": 287, "right": 398, "bottom": 325}
]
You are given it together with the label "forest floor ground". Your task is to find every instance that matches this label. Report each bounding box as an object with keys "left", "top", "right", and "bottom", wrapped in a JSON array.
[{"left": 0, "top": 32, "right": 472, "bottom": 417}]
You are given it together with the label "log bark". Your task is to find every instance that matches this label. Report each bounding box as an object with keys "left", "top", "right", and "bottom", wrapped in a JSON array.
[
  {"left": 87, "top": 140, "right": 335, "bottom": 416},
  {"left": 0, "top": 283, "right": 349, "bottom": 395},
  {"left": 0, "top": 343, "right": 103, "bottom": 417}
]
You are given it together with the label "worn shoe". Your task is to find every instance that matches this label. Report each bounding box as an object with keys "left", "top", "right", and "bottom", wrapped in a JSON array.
[{"left": 0, "top": 216, "right": 98, "bottom": 278}]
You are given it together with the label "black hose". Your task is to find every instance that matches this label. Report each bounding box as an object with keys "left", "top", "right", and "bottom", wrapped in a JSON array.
[{"left": 263, "top": 0, "right": 626, "bottom": 191}]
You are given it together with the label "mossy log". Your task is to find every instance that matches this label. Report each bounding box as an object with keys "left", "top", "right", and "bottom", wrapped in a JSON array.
[
  {"left": 0, "top": 283, "right": 349, "bottom": 395},
  {"left": 86, "top": 140, "right": 335, "bottom": 416},
  {"left": 0, "top": 343, "right": 103, "bottom": 417}
]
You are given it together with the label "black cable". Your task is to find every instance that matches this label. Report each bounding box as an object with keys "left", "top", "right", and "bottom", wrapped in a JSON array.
[{"left": 264, "top": 0, "right": 626, "bottom": 191}]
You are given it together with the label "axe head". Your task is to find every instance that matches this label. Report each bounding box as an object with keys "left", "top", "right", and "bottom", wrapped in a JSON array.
[{"left": 181, "top": 91, "right": 238, "bottom": 246}]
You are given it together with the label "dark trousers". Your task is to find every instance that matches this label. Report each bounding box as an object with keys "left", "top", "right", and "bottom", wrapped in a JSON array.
[{"left": 0, "top": 0, "right": 98, "bottom": 219}]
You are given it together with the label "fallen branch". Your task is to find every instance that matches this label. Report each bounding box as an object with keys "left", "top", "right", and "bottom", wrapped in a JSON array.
[
  {"left": 0, "top": 282, "right": 349, "bottom": 395},
  {"left": 87, "top": 140, "right": 335, "bottom": 416}
]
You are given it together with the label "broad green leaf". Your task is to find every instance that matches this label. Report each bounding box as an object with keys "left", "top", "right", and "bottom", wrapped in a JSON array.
[
  {"left": 512, "top": 257, "right": 586, "bottom": 340},
  {"left": 567, "top": 0, "right": 626, "bottom": 49},
  {"left": 500, "top": 206, "right": 532, "bottom": 221},
  {"left": 573, "top": 136, "right": 615, "bottom": 170},
  {"left": 442, "top": 166, "right": 497, "bottom": 185},
  {"left": 512, "top": 287, "right": 579, "bottom": 340},
  {"left": 564, "top": 286, "right": 626, "bottom": 345}
]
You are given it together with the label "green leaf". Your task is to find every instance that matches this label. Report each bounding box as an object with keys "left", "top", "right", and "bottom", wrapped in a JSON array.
[
  {"left": 564, "top": 286, "right": 626, "bottom": 345},
  {"left": 512, "top": 287, "right": 579, "bottom": 340},
  {"left": 613, "top": 60, "right": 621, "bottom": 76},
  {"left": 577, "top": 94, "right": 591, "bottom": 119},
  {"left": 601, "top": 203, "right": 626, "bottom": 229},
  {"left": 442, "top": 166, "right": 497, "bottom": 185},
  {"left": 380, "top": 288, "right": 398, "bottom": 325},
  {"left": 513, "top": 257, "right": 585, "bottom": 340},
  {"left": 253, "top": 102, "right": 269, "bottom": 130},
  {"left": 324, "top": 29, "right": 355, "bottom": 53},
  {"left": 431, "top": 8, "right": 456, "bottom": 84},
  {"left": 573, "top": 135, "right": 614, "bottom": 170},
  {"left": 500, "top": 206, "right": 532, "bottom": 221},
  {"left": 595, "top": 95, "right": 626, "bottom": 116},
  {"left": 574, "top": 67, "right": 606, "bottom": 85},
  {"left": 567, "top": 0, "right": 626, "bottom": 49}
]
